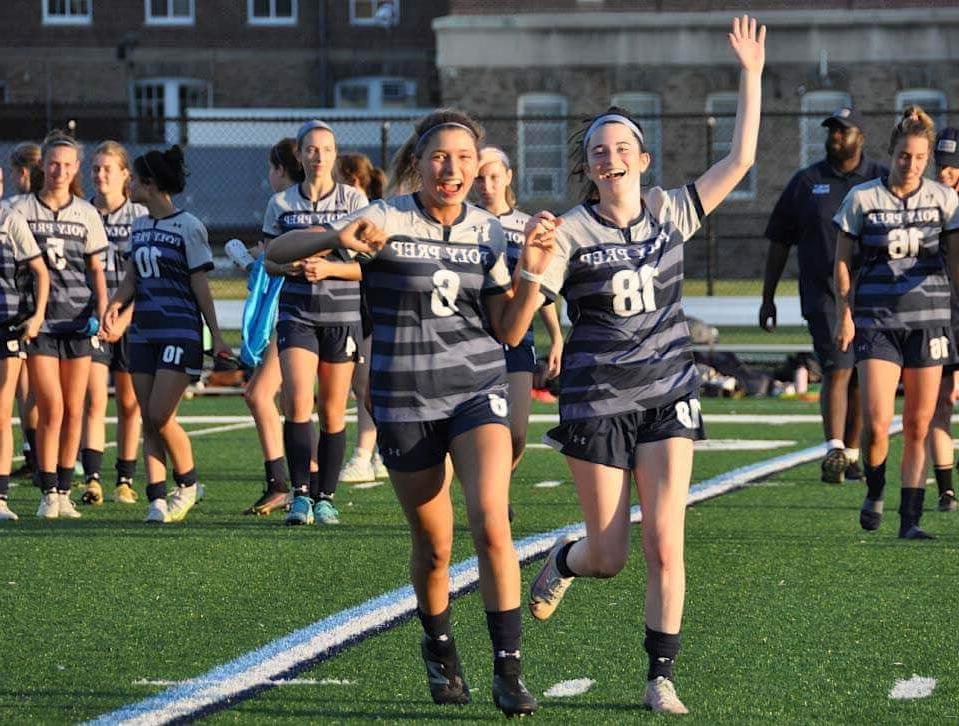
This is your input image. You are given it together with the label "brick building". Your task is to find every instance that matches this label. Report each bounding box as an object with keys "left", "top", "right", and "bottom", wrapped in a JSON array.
[
  {"left": 435, "top": 0, "right": 959, "bottom": 279},
  {"left": 0, "top": 0, "right": 445, "bottom": 141}
]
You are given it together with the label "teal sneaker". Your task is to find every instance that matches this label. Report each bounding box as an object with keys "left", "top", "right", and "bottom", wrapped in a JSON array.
[
  {"left": 285, "top": 495, "right": 314, "bottom": 526},
  {"left": 314, "top": 498, "right": 340, "bottom": 525}
]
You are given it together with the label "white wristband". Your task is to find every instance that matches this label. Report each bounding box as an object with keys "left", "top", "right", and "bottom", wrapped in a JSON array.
[{"left": 520, "top": 268, "right": 543, "bottom": 284}]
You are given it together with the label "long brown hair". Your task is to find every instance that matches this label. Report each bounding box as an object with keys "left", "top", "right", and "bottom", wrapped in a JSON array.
[
  {"left": 337, "top": 152, "right": 386, "bottom": 201},
  {"left": 9, "top": 142, "right": 43, "bottom": 193},
  {"left": 387, "top": 108, "right": 485, "bottom": 196}
]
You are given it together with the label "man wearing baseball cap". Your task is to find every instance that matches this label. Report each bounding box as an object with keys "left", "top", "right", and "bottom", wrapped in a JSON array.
[
  {"left": 760, "top": 107, "right": 887, "bottom": 483},
  {"left": 925, "top": 126, "right": 959, "bottom": 513}
]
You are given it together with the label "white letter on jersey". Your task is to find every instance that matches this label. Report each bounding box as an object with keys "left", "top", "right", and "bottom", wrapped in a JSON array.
[
  {"left": 611, "top": 265, "right": 657, "bottom": 316},
  {"left": 430, "top": 270, "right": 461, "bottom": 317}
]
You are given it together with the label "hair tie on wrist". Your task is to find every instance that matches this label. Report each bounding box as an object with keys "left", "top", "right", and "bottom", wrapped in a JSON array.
[{"left": 520, "top": 268, "right": 543, "bottom": 284}]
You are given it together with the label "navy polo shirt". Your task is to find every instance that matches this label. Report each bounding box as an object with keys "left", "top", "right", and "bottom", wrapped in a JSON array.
[{"left": 765, "top": 155, "right": 887, "bottom": 317}]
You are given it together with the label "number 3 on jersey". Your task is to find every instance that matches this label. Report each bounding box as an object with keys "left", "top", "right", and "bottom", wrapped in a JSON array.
[{"left": 611, "top": 265, "right": 657, "bottom": 316}]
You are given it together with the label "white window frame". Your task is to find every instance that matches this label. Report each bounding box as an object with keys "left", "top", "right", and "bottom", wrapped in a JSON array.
[
  {"left": 145, "top": 0, "right": 194, "bottom": 26},
  {"left": 517, "top": 93, "right": 568, "bottom": 201},
  {"left": 896, "top": 88, "right": 947, "bottom": 130},
  {"left": 42, "top": 0, "right": 92, "bottom": 25},
  {"left": 131, "top": 77, "right": 210, "bottom": 144},
  {"left": 799, "top": 89, "right": 852, "bottom": 169},
  {"left": 247, "top": 0, "right": 297, "bottom": 25},
  {"left": 706, "top": 92, "right": 756, "bottom": 200},
  {"left": 334, "top": 76, "right": 417, "bottom": 110},
  {"left": 611, "top": 92, "right": 662, "bottom": 188},
  {"left": 349, "top": 0, "right": 399, "bottom": 27}
]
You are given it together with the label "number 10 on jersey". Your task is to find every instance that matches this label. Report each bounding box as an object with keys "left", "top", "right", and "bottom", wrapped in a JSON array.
[{"left": 611, "top": 265, "right": 657, "bottom": 316}]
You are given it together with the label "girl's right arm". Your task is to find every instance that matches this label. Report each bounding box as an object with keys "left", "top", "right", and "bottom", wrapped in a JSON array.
[
  {"left": 833, "top": 230, "right": 856, "bottom": 353},
  {"left": 267, "top": 219, "right": 387, "bottom": 264},
  {"left": 22, "top": 256, "right": 49, "bottom": 341}
]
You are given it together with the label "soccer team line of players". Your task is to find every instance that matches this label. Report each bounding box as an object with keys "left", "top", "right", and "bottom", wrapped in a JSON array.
[{"left": 7, "top": 14, "right": 951, "bottom": 716}]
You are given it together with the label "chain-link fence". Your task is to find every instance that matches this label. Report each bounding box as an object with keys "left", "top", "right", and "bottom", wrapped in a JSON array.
[{"left": 0, "top": 108, "right": 924, "bottom": 310}]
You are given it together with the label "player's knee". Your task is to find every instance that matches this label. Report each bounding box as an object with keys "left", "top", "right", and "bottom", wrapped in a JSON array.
[
  {"left": 642, "top": 539, "right": 681, "bottom": 579},
  {"left": 412, "top": 533, "right": 453, "bottom": 571},
  {"left": 591, "top": 548, "right": 628, "bottom": 578}
]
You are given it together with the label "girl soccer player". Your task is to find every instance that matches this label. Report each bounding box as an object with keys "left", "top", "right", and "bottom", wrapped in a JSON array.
[
  {"left": 80, "top": 141, "right": 147, "bottom": 506},
  {"left": 526, "top": 16, "right": 765, "bottom": 715},
  {"left": 336, "top": 151, "right": 389, "bottom": 484},
  {"left": 12, "top": 131, "right": 109, "bottom": 519},
  {"left": 239, "top": 137, "right": 304, "bottom": 516},
  {"left": 925, "top": 126, "right": 959, "bottom": 513},
  {"left": 835, "top": 108, "right": 959, "bottom": 539},
  {"left": 263, "top": 120, "right": 367, "bottom": 526},
  {"left": 0, "top": 186, "right": 49, "bottom": 520},
  {"left": 101, "top": 145, "right": 229, "bottom": 524},
  {"left": 267, "top": 108, "right": 557, "bottom": 717},
  {"left": 474, "top": 146, "right": 563, "bottom": 473}
]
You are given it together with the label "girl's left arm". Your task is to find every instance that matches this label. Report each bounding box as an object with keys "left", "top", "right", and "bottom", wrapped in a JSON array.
[
  {"left": 694, "top": 15, "right": 765, "bottom": 215},
  {"left": 190, "top": 270, "right": 231, "bottom": 357},
  {"left": 86, "top": 253, "right": 108, "bottom": 321}
]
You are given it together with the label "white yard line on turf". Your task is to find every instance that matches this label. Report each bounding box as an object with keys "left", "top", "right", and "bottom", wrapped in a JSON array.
[{"left": 86, "top": 417, "right": 904, "bottom": 726}]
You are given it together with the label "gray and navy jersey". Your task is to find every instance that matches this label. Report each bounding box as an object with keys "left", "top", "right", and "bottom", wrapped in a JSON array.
[
  {"left": 262, "top": 183, "right": 368, "bottom": 327},
  {"left": 331, "top": 194, "right": 512, "bottom": 423},
  {"left": 493, "top": 207, "right": 535, "bottom": 348},
  {"left": 95, "top": 198, "right": 147, "bottom": 297},
  {"left": 128, "top": 211, "right": 214, "bottom": 347},
  {"left": 541, "top": 185, "right": 704, "bottom": 421},
  {"left": 0, "top": 206, "right": 42, "bottom": 327},
  {"left": 11, "top": 193, "right": 107, "bottom": 335},
  {"left": 834, "top": 177, "right": 959, "bottom": 330}
]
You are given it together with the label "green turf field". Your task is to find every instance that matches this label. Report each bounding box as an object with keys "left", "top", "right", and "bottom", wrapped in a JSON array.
[{"left": 2, "top": 394, "right": 956, "bottom": 724}]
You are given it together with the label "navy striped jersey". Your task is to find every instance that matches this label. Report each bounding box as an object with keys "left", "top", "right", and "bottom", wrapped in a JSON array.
[
  {"left": 10, "top": 194, "right": 107, "bottom": 335},
  {"left": 128, "top": 210, "right": 214, "bottom": 347},
  {"left": 331, "top": 194, "right": 512, "bottom": 423},
  {"left": 262, "top": 183, "right": 368, "bottom": 327},
  {"left": 492, "top": 207, "right": 535, "bottom": 348},
  {"left": 0, "top": 206, "right": 42, "bottom": 327},
  {"left": 833, "top": 177, "right": 959, "bottom": 330},
  {"left": 540, "top": 185, "right": 704, "bottom": 421},
  {"left": 94, "top": 198, "right": 147, "bottom": 297}
]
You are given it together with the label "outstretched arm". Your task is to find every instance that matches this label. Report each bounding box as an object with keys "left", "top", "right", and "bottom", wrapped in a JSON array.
[
  {"left": 695, "top": 15, "right": 765, "bottom": 215},
  {"left": 266, "top": 219, "right": 387, "bottom": 264}
]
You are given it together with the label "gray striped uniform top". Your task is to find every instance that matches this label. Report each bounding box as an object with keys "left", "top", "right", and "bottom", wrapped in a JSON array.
[
  {"left": 128, "top": 210, "right": 214, "bottom": 347},
  {"left": 539, "top": 185, "right": 704, "bottom": 422},
  {"left": 262, "top": 183, "right": 368, "bottom": 328},
  {"left": 0, "top": 206, "right": 41, "bottom": 328},
  {"left": 330, "top": 194, "right": 512, "bottom": 423},
  {"left": 11, "top": 193, "right": 107, "bottom": 335},
  {"left": 493, "top": 207, "right": 535, "bottom": 348},
  {"left": 96, "top": 198, "right": 148, "bottom": 298},
  {"left": 833, "top": 177, "right": 959, "bottom": 330}
]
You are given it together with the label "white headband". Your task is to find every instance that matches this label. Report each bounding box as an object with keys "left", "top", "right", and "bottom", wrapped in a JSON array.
[
  {"left": 414, "top": 122, "right": 476, "bottom": 154},
  {"left": 479, "top": 146, "right": 511, "bottom": 170},
  {"left": 583, "top": 114, "right": 645, "bottom": 153}
]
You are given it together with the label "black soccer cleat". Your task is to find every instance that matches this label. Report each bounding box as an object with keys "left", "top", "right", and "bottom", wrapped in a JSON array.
[
  {"left": 243, "top": 488, "right": 290, "bottom": 516},
  {"left": 859, "top": 497, "right": 883, "bottom": 531},
  {"left": 844, "top": 460, "right": 863, "bottom": 481},
  {"left": 491, "top": 661, "right": 538, "bottom": 718},
  {"left": 420, "top": 635, "right": 470, "bottom": 706},
  {"left": 821, "top": 447, "right": 847, "bottom": 484},
  {"left": 938, "top": 490, "right": 958, "bottom": 512},
  {"left": 899, "top": 524, "right": 934, "bottom": 540}
]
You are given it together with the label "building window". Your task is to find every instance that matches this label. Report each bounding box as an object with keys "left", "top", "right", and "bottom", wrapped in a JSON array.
[
  {"left": 131, "top": 78, "right": 209, "bottom": 143},
  {"left": 896, "top": 88, "right": 947, "bottom": 131},
  {"left": 611, "top": 93, "right": 662, "bottom": 188},
  {"left": 334, "top": 77, "right": 416, "bottom": 110},
  {"left": 42, "top": 0, "right": 92, "bottom": 25},
  {"left": 517, "top": 93, "right": 568, "bottom": 201},
  {"left": 706, "top": 92, "right": 756, "bottom": 200},
  {"left": 248, "top": 0, "right": 296, "bottom": 25},
  {"left": 799, "top": 89, "right": 851, "bottom": 168},
  {"left": 350, "top": 0, "right": 399, "bottom": 27},
  {"left": 145, "top": 0, "right": 194, "bottom": 25}
]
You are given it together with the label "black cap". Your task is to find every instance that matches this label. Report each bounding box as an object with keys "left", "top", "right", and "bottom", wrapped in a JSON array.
[
  {"left": 935, "top": 127, "right": 959, "bottom": 168},
  {"left": 821, "top": 107, "right": 864, "bottom": 132}
]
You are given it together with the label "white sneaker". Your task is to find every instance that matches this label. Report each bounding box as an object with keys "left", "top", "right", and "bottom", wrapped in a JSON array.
[
  {"left": 0, "top": 500, "right": 18, "bottom": 521},
  {"left": 528, "top": 535, "right": 577, "bottom": 621},
  {"left": 225, "top": 238, "right": 256, "bottom": 272},
  {"left": 37, "top": 491, "right": 60, "bottom": 519},
  {"left": 168, "top": 484, "right": 197, "bottom": 522},
  {"left": 372, "top": 451, "right": 389, "bottom": 479},
  {"left": 58, "top": 492, "right": 82, "bottom": 519},
  {"left": 339, "top": 451, "right": 375, "bottom": 483},
  {"left": 145, "top": 498, "right": 168, "bottom": 524},
  {"left": 643, "top": 676, "right": 689, "bottom": 715}
]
